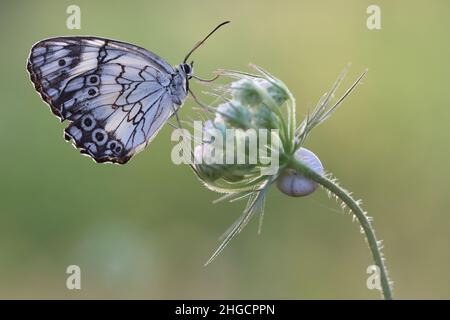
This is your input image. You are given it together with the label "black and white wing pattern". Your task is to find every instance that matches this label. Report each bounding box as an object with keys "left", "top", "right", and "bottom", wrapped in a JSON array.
[{"left": 27, "top": 37, "right": 188, "bottom": 164}]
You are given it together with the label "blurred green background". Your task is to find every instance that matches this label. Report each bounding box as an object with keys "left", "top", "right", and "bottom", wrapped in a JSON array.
[{"left": 0, "top": 0, "right": 449, "bottom": 299}]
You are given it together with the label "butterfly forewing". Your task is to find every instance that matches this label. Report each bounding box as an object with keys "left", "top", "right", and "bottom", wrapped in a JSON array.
[{"left": 27, "top": 37, "right": 187, "bottom": 164}]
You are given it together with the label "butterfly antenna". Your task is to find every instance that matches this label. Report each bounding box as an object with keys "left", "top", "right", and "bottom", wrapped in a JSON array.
[{"left": 183, "top": 21, "right": 230, "bottom": 63}]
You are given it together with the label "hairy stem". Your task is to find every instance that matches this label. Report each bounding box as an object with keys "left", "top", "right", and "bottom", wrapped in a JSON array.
[{"left": 288, "top": 157, "right": 393, "bottom": 300}]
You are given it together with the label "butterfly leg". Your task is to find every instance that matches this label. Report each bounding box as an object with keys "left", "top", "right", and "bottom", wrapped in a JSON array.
[
  {"left": 169, "top": 107, "right": 184, "bottom": 130},
  {"left": 192, "top": 74, "right": 220, "bottom": 83},
  {"left": 188, "top": 88, "right": 216, "bottom": 114}
]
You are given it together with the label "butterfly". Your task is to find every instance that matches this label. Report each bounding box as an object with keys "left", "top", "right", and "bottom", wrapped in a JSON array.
[{"left": 27, "top": 21, "right": 229, "bottom": 164}]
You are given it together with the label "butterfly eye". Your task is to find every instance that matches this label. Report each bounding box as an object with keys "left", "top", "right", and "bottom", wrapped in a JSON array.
[
  {"left": 58, "top": 59, "right": 66, "bottom": 67},
  {"left": 182, "top": 63, "right": 191, "bottom": 74},
  {"left": 81, "top": 115, "right": 96, "bottom": 131}
]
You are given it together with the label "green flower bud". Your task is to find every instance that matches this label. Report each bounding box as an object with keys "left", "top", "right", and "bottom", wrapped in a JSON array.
[
  {"left": 251, "top": 104, "right": 279, "bottom": 130},
  {"left": 231, "top": 78, "right": 289, "bottom": 108},
  {"left": 214, "top": 101, "right": 253, "bottom": 129},
  {"left": 193, "top": 144, "right": 222, "bottom": 182},
  {"left": 265, "top": 82, "right": 289, "bottom": 106},
  {"left": 231, "top": 79, "right": 263, "bottom": 107}
]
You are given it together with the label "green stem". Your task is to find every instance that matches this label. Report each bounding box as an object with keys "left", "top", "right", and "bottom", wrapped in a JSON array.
[{"left": 288, "top": 157, "right": 393, "bottom": 300}]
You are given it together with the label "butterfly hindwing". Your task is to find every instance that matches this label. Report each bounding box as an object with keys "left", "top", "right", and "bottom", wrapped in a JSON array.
[{"left": 27, "top": 36, "right": 187, "bottom": 164}]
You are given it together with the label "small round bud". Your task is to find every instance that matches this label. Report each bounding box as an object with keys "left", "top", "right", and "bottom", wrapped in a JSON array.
[
  {"left": 231, "top": 78, "right": 288, "bottom": 108},
  {"left": 214, "top": 102, "right": 253, "bottom": 129},
  {"left": 193, "top": 144, "right": 221, "bottom": 182},
  {"left": 258, "top": 80, "right": 289, "bottom": 106},
  {"left": 231, "top": 79, "right": 263, "bottom": 107},
  {"left": 252, "top": 104, "right": 279, "bottom": 129},
  {"left": 277, "top": 148, "right": 324, "bottom": 197}
]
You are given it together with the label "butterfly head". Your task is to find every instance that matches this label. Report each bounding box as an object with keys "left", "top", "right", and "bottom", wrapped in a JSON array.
[{"left": 180, "top": 62, "right": 194, "bottom": 80}]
